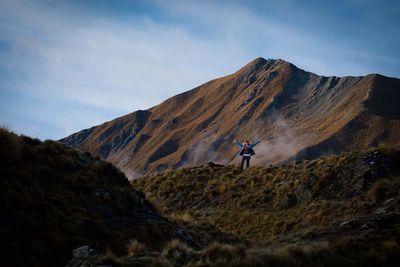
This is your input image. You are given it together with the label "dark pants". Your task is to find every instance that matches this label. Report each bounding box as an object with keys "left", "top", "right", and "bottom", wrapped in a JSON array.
[{"left": 241, "top": 156, "right": 250, "bottom": 169}]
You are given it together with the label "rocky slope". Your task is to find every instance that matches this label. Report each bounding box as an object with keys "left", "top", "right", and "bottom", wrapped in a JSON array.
[{"left": 61, "top": 57, "right": 400, "bottom": 177}]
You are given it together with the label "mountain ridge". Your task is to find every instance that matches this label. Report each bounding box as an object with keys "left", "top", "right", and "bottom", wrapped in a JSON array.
[{"left": 60, "top": 57, "right": 400, "bottom": 177}]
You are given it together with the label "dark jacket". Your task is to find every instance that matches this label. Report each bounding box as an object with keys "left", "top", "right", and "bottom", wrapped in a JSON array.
[{"left": 240, "top": 145, "right": 255, "bottom": 157}]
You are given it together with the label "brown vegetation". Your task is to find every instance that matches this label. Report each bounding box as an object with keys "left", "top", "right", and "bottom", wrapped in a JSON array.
[
  {"left": 0, "top": 129, "right": 185, "bottom": 266},
  {"left": 94, "top": 236, "right": 400, "bottom": 267},
  {"left": 131, "top": 148, "right": 400, "bottom": 266},
  {"left": 2, "top": 126, "right": 400, "bottom": 266},
  {"left": 95, "top": 239, "right": 263, "bottom": 267}
]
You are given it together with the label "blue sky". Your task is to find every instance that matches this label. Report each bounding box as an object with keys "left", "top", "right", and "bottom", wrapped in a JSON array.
[{"left": 0, "top": 0, "right": 399, "bottom": 140}]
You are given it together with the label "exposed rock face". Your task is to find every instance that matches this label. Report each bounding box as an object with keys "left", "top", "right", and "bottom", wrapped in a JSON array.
[{"left": 60, "top": 57, "right": 400, "bottom": 176}]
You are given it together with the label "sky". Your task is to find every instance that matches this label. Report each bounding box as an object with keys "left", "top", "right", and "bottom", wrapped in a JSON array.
[{"left": 0, "top": 0, "right": 399, "bottom": 140}]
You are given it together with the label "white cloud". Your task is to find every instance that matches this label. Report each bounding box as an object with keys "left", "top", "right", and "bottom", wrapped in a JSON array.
[
  {"left": 151, "top": 0, "right": 400, "bottom": 77},
  {"left": 0, "top": 1, "right": 249, "bottom": 110},
  {"left": 0, "top": 0, "right": 253, "bottom": 138}
]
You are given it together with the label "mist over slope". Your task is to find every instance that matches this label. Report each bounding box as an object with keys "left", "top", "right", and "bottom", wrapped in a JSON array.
[{"left": 61, "top": 57, "right": 400, "bottom": 177}]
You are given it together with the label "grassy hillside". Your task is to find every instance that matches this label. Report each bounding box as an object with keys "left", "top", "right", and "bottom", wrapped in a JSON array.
[
  {"left": 131, "top": 148, "right": 400, "bottom": 266},
  {"left": 0, "top": 128, "right": 193, "bottom": 266},
  {"left": 2, "top": 125, "right": 400, "bottom": 266}
]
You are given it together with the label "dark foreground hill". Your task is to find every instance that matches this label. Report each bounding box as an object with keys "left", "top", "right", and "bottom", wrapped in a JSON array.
[
  {"left": 61, "top": 57, "right": 400, "bottom": 177},
  {"left": 0, "top": 128, "right": 206, "bottom": 266},
  {"left": 131, "top": 148, "right": 400, "bottom": 266}
]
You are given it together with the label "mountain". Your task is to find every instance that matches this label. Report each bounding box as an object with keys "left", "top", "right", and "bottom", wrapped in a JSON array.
[{"left": 60, "top": 57, "right": 400, "bottom": 177}]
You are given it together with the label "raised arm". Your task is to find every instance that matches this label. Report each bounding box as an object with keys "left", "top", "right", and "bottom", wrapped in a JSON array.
[
  {"left": 251, "top": 141, "right": 260, "bottom": 147},
  {"left": 233, "top": 140, "right": 243, "bottom": 148}
]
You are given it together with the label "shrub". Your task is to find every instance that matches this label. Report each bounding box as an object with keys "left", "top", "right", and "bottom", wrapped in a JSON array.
[
  {"left": 95, "top": 248, "right": 118, "bottom": 265},
  {"left": 160, "top": 239, "right": 198, "bottom": 266},
  {"left": 0, "top": 126, "right": 21, "bottom": 161},
  {"left": 202, "top": 242, "right": 246, "bottom": 264},
  {"left": 127, "top": 239, "right": 148, "bottom": 256}
]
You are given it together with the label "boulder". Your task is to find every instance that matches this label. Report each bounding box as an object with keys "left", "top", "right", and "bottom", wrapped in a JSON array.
[{"left": 65, "top": 245, "right": 97, "bottom": 267}]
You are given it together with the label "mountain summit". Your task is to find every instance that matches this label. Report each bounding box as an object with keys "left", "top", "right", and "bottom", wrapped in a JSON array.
[{"left": 61, "top": 57, "right": 400, "bottom": 177}]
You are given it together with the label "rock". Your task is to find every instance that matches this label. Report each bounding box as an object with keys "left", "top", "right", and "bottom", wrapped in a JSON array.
[
  {"left": 375, "top": 207, "right": 389, "bottom": 215},
  {"left": 339, "top": 220, "right": 361, "bottom": 229},
  {"left": 65, "top": 245, "right": 97, "bottom": 267},
  {"left": 206, "top": 162, "right": 223, "bottom": 168},
  {"left": 339, "top": 221, "right": 350, "bottom": 228},
  {"left": 383, "top": 198, "right": 396, "bottom": 205},
  {"left": 73, "top": 245, "right": 97, "bottom": 259}
]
